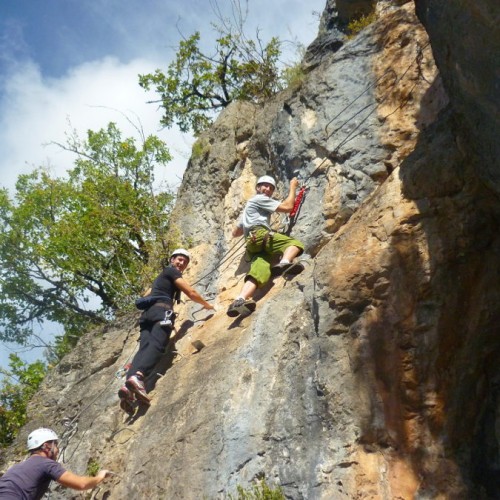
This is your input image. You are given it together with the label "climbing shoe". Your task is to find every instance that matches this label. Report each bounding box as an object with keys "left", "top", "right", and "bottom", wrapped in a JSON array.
[
  {"left": 271, "top": 261, "right": 305, "bottom": 278},
  {"left": 125, "top": 374, "right": 151, "bottom": 405},
  {"left": 118, "top": 386, "right": 136, "bottom": 416},
  {"left": 227, "top": 298, "right": 256, "bottom": 318}
]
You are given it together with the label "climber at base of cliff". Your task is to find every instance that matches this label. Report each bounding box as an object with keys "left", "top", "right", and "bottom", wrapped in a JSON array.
[
  {"left": 119, "top": 248, "right": 215, "bottom": 415},
  {"left": 0, "top": 428, "right": 110, "bottom": 498},
  {"left": 227, "top": 175, "right": 305, "bottom": 318}
]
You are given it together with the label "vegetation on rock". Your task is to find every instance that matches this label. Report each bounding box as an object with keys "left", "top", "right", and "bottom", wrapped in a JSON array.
[
  {"left": 229, "top": 480, "right": 285, "bottom": 500},
  {"left": 86, "top": 457, "right": 101, "bottom": 477},
  {"left": 347, "top": 11, "right": 377, "bottom": 39},
  {"left": 0, "top": 122, "right": 176, "bottom": 351},
  {"left": 0, "top": 355, "right": 47, "bottom": 447},
  {"left": 139, "top": 0, "right": 303, "bottom": 134}
]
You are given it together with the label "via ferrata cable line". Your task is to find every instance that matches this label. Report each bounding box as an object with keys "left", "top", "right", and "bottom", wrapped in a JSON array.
[{"left": 282, "top": 42, "right": 431, "bottom": 235}]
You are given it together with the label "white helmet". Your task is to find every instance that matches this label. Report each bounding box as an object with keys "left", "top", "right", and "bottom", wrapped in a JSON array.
[
  {"left": 27, "top": 428, "right": 59, "bottom": 450},
  {"left": 256, "top": 175, "right": 276, "bottom": 189},
  {"left": 170, "top": 248, "right": 191, "bottom": 261}
]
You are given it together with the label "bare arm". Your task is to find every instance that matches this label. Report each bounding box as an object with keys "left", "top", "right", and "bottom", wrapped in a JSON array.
[
  {"left": 276, "top": 178, "right": 299, "bottom": 213},
  {"left": 174, "top": 277, "right": 214, "bottom": 310},
  {"left": 57, "top": 470, "right": 109, "bottom": 491}
]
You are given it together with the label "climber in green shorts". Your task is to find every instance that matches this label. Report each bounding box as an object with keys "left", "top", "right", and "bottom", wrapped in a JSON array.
[{"left": 227, "top": 175, "right": 305, "bottom": 317}]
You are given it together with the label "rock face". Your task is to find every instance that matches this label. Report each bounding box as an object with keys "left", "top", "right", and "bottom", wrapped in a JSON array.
[
  {"left": 2, "top": 1, "right": 499, "bottom": 499},
  {"left": 415, "top": 0, "right": 500, "bottom": 191}
]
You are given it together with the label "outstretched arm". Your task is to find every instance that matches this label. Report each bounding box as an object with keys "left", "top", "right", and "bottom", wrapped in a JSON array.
[
  {"left": 174, "top": 277, "right": 214, "bottom": 310},
  {"left": 57, "top": 469, "right": 109, "bottom": 491},
  {"left": 276, "top": 178, "right": 299, "bottom": 213}
]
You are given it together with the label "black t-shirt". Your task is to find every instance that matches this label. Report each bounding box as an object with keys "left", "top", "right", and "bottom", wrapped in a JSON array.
[{"left": 150, "top": 266, "right": 183, "bottom": 307}]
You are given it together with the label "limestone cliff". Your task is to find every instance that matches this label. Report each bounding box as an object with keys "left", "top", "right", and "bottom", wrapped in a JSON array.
[{"left": 1, "top": 1, "right": 499, "bottom": 498}]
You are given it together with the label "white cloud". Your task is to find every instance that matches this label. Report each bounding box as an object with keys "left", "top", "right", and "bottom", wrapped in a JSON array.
[
  {"left": 0, "top": 0, "right": 325, "bottom": 195},
  {"left": 0, "top": 57, "right": 192, "bottom": 193}
]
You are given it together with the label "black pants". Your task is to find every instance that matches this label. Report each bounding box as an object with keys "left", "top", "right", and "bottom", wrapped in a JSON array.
[{"left": 127, "top": 305, "right": 172, "bottom": 379}]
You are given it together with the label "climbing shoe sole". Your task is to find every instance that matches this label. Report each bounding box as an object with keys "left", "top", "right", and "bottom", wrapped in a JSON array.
[
  {"left": 227, "top": 300, "right": 256, "bottom": 317},
  {"left": 271, "top": 262, "right": 305, "bottom": 277}
]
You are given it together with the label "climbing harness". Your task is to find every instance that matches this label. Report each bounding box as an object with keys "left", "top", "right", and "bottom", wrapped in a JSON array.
[
  {"left": 248, "top": 227, "right": 275, "bottom": 251},
  {"left": 135, "top": 295, "right": 170, "bottom": 310}
]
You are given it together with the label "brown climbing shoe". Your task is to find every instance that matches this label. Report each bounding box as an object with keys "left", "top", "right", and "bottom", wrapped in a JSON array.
[{"left": 125, "top": 374, "right": 151, "bottom": 405}]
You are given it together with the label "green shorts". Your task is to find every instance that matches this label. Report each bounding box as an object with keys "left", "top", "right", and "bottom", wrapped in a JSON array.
[{"left": 245, "top": 227, "right": 304, "bottom": 287}]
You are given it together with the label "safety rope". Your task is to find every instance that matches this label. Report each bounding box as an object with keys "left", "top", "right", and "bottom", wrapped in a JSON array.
[
  {"left": 290, "top": 186, "right": 307, "bottom": 218},
  {"left": 191, "top": 236, "right": 247, "bottom": 287},
  {"left": 60, "top": 346, "right": 138, "bottom": 463},
  {"left": 283, "top": 186, "right": 307, "bottom": 235}
]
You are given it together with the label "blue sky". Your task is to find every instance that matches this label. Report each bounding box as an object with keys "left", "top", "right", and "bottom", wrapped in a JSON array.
[{"left": 0, "top": 0, "right": 325, "bottom": 369}]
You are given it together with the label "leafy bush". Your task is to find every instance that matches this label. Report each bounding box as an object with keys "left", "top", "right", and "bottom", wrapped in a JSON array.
[
  {"left": 0, "top": 354, "right": 47, "bottom": 447},
  {"left": 229, "top": 479, "right": 285, "bottom": 499},
  {"left": 347, "top": 12, "right": 377, "bottom": 38},
  {"left": 86, "top": 457, "right": 101, "bottom": 476},
  {"left": 191, "top": 138, "right": 211, "bottom": 161},
  {"left": 282, "top": 62, "right": 306, "bottom": 90}
]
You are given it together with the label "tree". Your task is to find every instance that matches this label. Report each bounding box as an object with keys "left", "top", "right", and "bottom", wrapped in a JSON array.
[
  {"left": 0, "top": 354, "right": 47, "bottom": 447},
  {"left": 0, "top": 122, "right": 176, "bottom": 348},
  {"left": 138, "top": 0, "right": 285, "bottom": 134}
]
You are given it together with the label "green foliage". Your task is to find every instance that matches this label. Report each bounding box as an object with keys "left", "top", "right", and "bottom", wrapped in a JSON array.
[
  {"left": 347, "top": 12, "right": 377, "bottom": 39},
  {"left": 229, "top": 480, "right": 285, "bottom": 500},
  {"left": 282, "top": 62, "right": 306, "bottom": 90},
  {"left": 86, "top": 457, "right": 101, "bottom": 476},
  {"left": 50, "top": 331, "right": 81, "bottom": 364},
  {"left": 0, "top": 354, "right": 47, "bottom": 447},
  {"left": 139, "top": 6, "right": 286, "bottom": 134},
  {"left": 0, "top": 122, "right": 176, "bottom": 348},
  {"left": 191, "top": 138, "right": 211, "bottom": 161},
  {"left": 282, "top": 43, "right": 306, "bottom": 90}
]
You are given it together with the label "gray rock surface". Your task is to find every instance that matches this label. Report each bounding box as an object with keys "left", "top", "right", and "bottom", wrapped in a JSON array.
[{"left": 1, "top": 1, "right": 499, "bottom": 499}]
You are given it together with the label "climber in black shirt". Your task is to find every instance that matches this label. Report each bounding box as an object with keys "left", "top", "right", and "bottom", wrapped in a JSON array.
[{"left": 119, "top": 248, "right": 215, "bottom": 414}]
